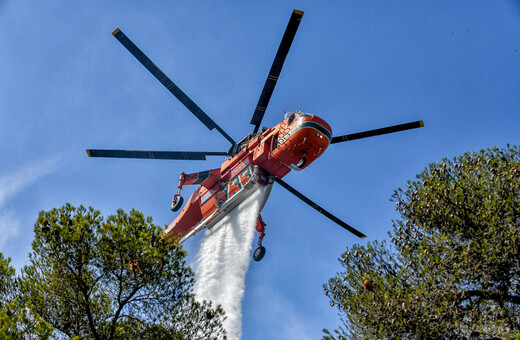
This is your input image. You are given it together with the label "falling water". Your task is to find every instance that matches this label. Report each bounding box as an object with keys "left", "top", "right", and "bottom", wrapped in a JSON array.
[{"left": 193, "top": 187, "right": 263, "bottom": 340}]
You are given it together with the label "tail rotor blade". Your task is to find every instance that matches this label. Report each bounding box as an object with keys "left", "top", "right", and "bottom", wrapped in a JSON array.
[
  {"left": 250, "top": 10, "right": 304, "bottom": 133},
  {"left": 331, "top": 120, "right": 424, "bottom": 144},
  {"left": 274, "top": 177, "right": 366, "bottom": 238},
  {"left": 112, "top": 28, "right": 235, "bottom": 145},
  {"left": 86, "top": 149, "right": 227, "bottom": 160}
]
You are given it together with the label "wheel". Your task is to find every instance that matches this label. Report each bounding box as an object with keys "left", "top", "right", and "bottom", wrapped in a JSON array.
[
  {"left": 170, "top": 195, "right": 184, "bottom": 212},
  {"left": 296, "top": 157, "right": 306, "bottom": 169},
  {"left": 253, "top": 246, "right": 266, "bottom": 262}
]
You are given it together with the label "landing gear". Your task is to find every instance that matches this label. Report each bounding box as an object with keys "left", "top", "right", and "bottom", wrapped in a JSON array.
[
  {"left": 171, "top": 172, "right": 186, "bottom": 212},
  {"left": 254, "top": 215, "right": 267, "bottom": 262},
  {"left": 296, "top": 157, "right": 306, "bottom": 169},
  {"left": 253, "top": 246, "right": 266, "bottom": 262},
  {"left": 170, "top": 195, "right": 184, "bottom": 212}
]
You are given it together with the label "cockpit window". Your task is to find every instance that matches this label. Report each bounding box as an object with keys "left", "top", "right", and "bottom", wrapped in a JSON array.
[
  {"left": 295, "top": 111, "right": 313, "bottom": 119},
  {"left": 285, "top": 111, "right": 314, "bottom": 125},
  {"left": 287, "top": 113, "right": 296, "bottom": 125},
  {"left": 271, "top": 133, "right": 279, "bottom": 151}
]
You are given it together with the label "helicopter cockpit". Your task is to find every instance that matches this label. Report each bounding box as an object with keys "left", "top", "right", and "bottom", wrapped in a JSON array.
[{"left": 284, "top": 110, "right": 314, "bottom": 125}]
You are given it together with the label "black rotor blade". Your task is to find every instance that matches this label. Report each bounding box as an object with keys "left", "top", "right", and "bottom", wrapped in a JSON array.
[
  {"left": 331, "top": 120, "right": 424, "bottom": 144},
  {"left": 250, "top": 10, "right": 304, "bottom": 133},
  {"left": 86, "top": 149, "right": 227, "bottom": 160},
  {"left": 112, "top": 28, "right": 235, "bottom": 145},
  {"left": 274, "top": 177, "right": 366, "bottom": 238}
]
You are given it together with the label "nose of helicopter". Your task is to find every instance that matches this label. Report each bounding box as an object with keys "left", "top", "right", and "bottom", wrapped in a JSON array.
[
  {"left": 298, "top": 113, "right": 332, "bottom": 143},
  {"left": 294, "top": 113, "right": 332, "bottom": 169},
  {"left": 273, "top": 111, "right": 332, "bottom": 171},
  {"left": 284, "top": 111, "right": 332, "bottom": 138}
]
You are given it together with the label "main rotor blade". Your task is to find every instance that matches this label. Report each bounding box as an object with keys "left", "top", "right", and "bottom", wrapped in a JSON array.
[
  {"left": 331, "top": 120, "right": 424, "bottom": 144},
  {"left": 112, "top": 28, "right": 235, "bottom": 145},
  {"left": 250, "top": 10, "right": 304, "bottom": 133},
  {"left": 274, "top": 177, "right": 366, "bottom": 238},
  {"left": 86, "top": 149, "right": 227, "bottom": 160}
]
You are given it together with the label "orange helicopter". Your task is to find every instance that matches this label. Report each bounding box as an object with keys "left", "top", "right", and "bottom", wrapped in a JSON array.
[{"left": 87, "top": 10, "right": 423, "bottom": 261}]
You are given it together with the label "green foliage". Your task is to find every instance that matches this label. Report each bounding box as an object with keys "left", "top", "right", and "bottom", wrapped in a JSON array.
[
  {"left": 324, "top": 145, "right": 520, "bottom": 339},
  {"left": 18, "top": 204, "right": 226, "bottom": 339},
  {"left": 0, "top": 253, "right": 16, "bottom": 302},
  {"left": 0, "top": 253, "right": 53, "bottom": 339}
]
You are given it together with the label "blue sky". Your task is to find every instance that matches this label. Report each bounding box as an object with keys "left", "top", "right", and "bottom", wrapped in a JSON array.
[{"left": 1, "top": 1, "right": 519, "bottom": 338}]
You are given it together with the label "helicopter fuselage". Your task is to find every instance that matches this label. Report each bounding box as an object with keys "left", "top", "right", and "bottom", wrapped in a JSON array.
[{"left": 164, "top": 111, "right": 332, "bottom": 241}]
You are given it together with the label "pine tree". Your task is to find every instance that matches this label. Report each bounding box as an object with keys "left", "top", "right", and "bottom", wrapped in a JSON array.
[
  {"left": 324, "top": 145, "right": 520, "bottom": 339},
  {"left": 19, "top": 204, "right": 226, "bottom": 339}
]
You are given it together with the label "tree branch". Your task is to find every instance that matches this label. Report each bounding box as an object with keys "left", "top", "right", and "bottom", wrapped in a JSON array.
[{"left": 457, "top": 289, "right": 520, "bottom": 305}]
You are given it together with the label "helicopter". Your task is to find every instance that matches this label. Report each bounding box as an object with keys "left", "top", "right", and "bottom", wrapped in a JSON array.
[{"left": 87, "top": 10, "right": 423, "bottom": 261}]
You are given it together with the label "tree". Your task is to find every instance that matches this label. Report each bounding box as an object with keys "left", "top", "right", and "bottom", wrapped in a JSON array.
[
  {"left": 324, "top": 145, "right": 520, "bottom": 339},
  {"left": 0, "top": 253, "right": 53, "bottom": 339},
  {"left": 20, "top": 204, "right": 226, "bottom": 339}
]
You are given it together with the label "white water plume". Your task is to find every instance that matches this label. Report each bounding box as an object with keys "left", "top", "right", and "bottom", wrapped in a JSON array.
[{"left": 193, "top": 187, "right": 263, "bottom": 340}]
